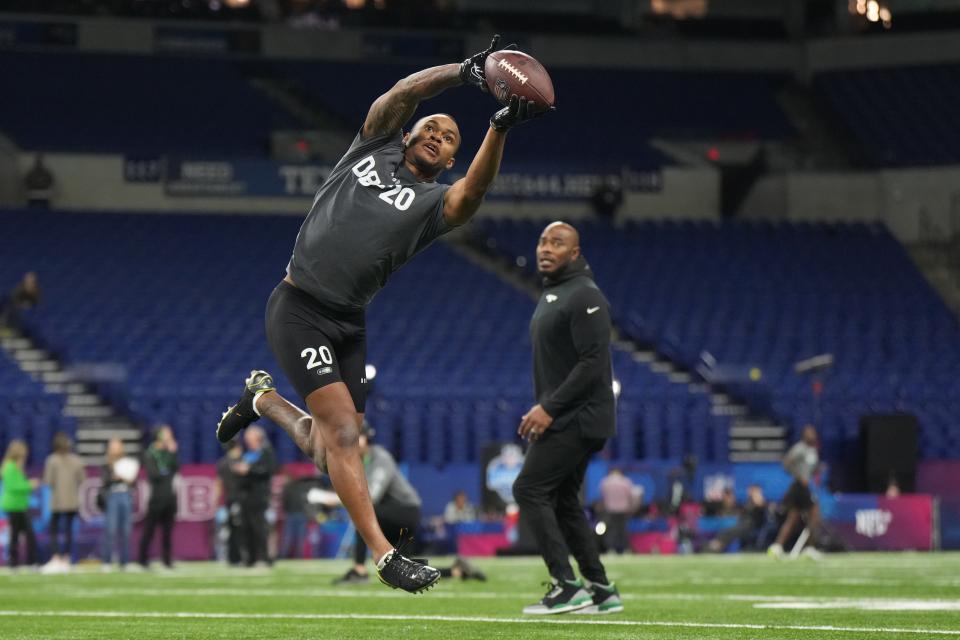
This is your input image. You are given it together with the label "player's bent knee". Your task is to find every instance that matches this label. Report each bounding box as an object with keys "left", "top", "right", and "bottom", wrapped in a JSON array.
[{"left": 316, "top": 415, "right": 361, "bottom": 452}]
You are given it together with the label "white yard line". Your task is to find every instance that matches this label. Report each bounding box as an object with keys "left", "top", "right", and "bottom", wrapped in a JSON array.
[
  {"left": 2, "top": 585, "right": 960, "bottom": 608},
  {"left": 0, "top": 610, "right": 957, "bottom": 635}
]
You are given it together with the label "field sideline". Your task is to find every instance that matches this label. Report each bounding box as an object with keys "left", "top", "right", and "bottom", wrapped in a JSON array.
[{"left": 1, "top": 552, "right": 958, "bottom": 639}]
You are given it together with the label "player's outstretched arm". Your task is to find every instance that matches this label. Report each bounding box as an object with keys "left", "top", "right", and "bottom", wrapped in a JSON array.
[
  {"left": 362, "top": 36, "right": 502, "bottom": 140},
  {"left": 443, "top": 95, "right": 545, "bottom": 226},
  {"left": 442, "top": 126, "right": 506, "bottom": 226},
  {"left": 362, "top": 64, "right": 461, "bottom": 140}
]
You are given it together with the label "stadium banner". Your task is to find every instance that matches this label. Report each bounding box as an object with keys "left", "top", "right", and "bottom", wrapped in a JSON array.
[
  {"left": 940, "top": 498, "right": 960, "bottom": 550},
  {"left": 154, "top": 26, "right": 261, "bottom": 54},
  {"left": 823, "top": 494, "right": 934, "bottom": 551},
  {"left": 452, "top": 166, "right": 663, "bottom": 199},
  {"left": 162, "top": 158, "right": 334, "bottom": 198},
  {"left": 158, "top": 157, "right": 661, "bottom": 200},
  {"left": 0, "top": 20, "right": 77, "bottom": 48},
  {"left": 0, "top": 463, "right": 320, "bottom": 564}
]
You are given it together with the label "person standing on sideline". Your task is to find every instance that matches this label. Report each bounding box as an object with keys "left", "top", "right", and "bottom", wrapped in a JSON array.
[
  {"left": 600, "top": 468, "right": 639, "bottom": 555},
  {"left": 233, "top": 426, "right": 277, "bottom": 567},
  {"left": 41, "top": 432, "right": 85, "bottom": 573},
  {"left": 279, "top": 472, "right": 308, "bottom": 559},
  {"left": 216, "top": 439, "right": 244, "bottom": 565},
  {"left": 215, "top": 34, "right": 548, "bottom": 593},
  {"left": 139, "top": 425, "right": 180, "bottom": 569},
  {"left": 2, "top": 439, "right": 38, "bottom": 570},
  {"left": 768, "top": 425, "right": 822, "bottom": 559},
  {"left": 513, "top": 221, "right": 623, "bottom": 615},
  {"left": 101, "top": 438, "right": 137, "bottom": 571}
]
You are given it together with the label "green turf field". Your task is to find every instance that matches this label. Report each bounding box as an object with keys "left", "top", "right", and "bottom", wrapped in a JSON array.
[{"left": 0, "top": 553, "right": 958, "bottom": 639}]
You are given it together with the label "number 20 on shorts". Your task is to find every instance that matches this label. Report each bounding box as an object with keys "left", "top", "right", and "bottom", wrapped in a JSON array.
[{"left": 302, "top": 346, "right": 333, "bottom": 370}]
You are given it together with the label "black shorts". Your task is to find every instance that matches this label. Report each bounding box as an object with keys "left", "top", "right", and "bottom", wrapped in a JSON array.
[
  {"left": 265, "top": 281, "right": 368, "bottom": 413},
  {"left": 782, "top": 479, "right": 815, "bottom": 511}
]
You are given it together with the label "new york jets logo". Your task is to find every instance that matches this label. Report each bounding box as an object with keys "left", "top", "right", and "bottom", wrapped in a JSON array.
[{"left": 352, "top": 155, "right": 416, "bottom": 212}]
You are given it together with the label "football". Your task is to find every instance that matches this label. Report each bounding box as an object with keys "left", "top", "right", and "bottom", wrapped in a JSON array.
[{"left": 484, "top": 50, "right": 555, "bottom": 113}]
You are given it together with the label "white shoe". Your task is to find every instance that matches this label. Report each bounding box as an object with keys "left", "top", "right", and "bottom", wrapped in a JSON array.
[
  {"left": 802, "top": 547, "right": 824, "bottom": 561},
  {"left": 40, "top": 559, "right": 61, "bottom": 575},
  {"left": 766, "top": 543, "right": 784, "bottom": 559}
]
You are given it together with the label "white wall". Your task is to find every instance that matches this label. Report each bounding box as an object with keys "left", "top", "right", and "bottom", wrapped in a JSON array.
[{"left": 742, "top": 166, "right": 960, "bottom": 242}]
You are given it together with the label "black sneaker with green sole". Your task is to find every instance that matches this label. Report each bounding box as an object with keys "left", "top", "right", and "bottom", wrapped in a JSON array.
[
  {"left": 522, "top": 579, "right": 593, "bottom": 615},
  {"left": 573, "top": 582, "right": 624, "bottom": 614}
]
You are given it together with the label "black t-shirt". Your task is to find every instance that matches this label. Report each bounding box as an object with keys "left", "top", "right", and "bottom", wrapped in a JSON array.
[
  {"left": 530, "top": 258, "right": 616, "bottom": 440},
  {"left": 288, "top": 130, "right": 453, "bottom": 313}
]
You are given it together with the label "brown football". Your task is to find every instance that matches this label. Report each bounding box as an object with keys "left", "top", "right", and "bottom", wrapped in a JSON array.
[{"left": 484, "top": 50, "right": 555, "bottom": 113}]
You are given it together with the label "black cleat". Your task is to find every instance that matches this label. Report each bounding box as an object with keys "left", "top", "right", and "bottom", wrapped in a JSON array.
[
  {"left": 216, "top": 370, "right": 275, "bottom": 443},
  {"left": 375, "top": 532, "right": 440, "bottom": 594}
]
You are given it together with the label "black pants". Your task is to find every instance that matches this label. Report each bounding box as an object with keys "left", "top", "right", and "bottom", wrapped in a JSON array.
[
  {"left": 139, "top": 501, "right": 177, "bottom": 566},
  {"left": 354, "top": 499, "right": 420, "bottom": 565},
  {"left": 226, "top": 501, "right": 244, "bottom": 565},
  {"left": 513, "top": 426, "right": 608, "bottom": 584},
  {"left": 50, "top": 511, "right": 77, "bottom": 557},
  {"left": 606, "top": 513, "right": 629, "bottom": 554},
  {"left": 240, "top": 498, "right": 270, "bottom": 566},
  {"left": 7, "top": 511, "right": 37, "bottom": 567}
]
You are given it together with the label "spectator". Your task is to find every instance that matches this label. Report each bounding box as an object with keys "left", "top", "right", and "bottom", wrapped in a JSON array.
[
  {"left": 24, "top": 153, "right": 54, "bottom": 208},
  {"left": 280, "top": 472, "right": 308, "bottom": 559},
  {"left": 1, "top": 439, "right": 39, "bottom": 570},
  {"left": 707, "top": 485, "right": 771, "bottom": 552},
  {"left": 41, "top": 432, "right": 85, "bottom": 574},
  {"left": 600, "top": 468, "right": 640, "bottom": 554},
  {"left": 101, "top": 438, "right": 137, "bottom": 571},
  {"left": 216, "top": 439, "right": 244, "bottom": 566},
  {"left": 139, "top": 425, "right": 180, "bottom": 569},
  {"left": 234, "top": 426, "right": 277, "bottom": 567},
  {"left": 443, "top": 490, "right": 477, "bottom": 524},
  {"left": 0, "top": 271, "right": 41, "bottom": 329}
]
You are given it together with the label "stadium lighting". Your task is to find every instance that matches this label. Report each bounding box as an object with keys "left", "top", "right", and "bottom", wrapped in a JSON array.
[
  {"left": 867, "top": 0, "right": 880, "bottom": 22},
  {"left": 880, "top": 7, "right": 893, "bottom": 28}
]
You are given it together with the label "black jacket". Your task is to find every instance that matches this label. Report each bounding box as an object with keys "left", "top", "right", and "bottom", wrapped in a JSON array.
[
  {"left": 530, "top": 257, "right": 616, "bottom": 440},
  {"left": 144, "top": 444, "right": 179, "bottom": 508},
  {"left": 238, "top": 445, "right": 278, "bottom": 504}
]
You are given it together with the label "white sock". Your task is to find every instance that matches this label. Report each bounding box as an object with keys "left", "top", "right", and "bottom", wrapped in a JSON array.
[
  {"left": 252, "top": 390, "right": 268, "bottom": 416},
  {"left": 376, "top": 549, "right": 395, "bottom": 570}
]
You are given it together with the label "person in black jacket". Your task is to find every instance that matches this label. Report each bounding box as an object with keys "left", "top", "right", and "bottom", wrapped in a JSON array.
[
  {"left": 139, "top": 425, "right": 179, "bottom": 569},
  {"left": 234, "top": 425, "right": 278, "bottom": 567},
  {"left": 216, "top": 439, "right": 244, "bottom": 565},
  {"left": 513, "top": 221, "right": 623, "bottom": 616}
]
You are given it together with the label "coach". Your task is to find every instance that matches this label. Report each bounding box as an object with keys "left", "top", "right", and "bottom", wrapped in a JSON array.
[{"left": 513, "top": 221, "right": 622, "bottom": 615}]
